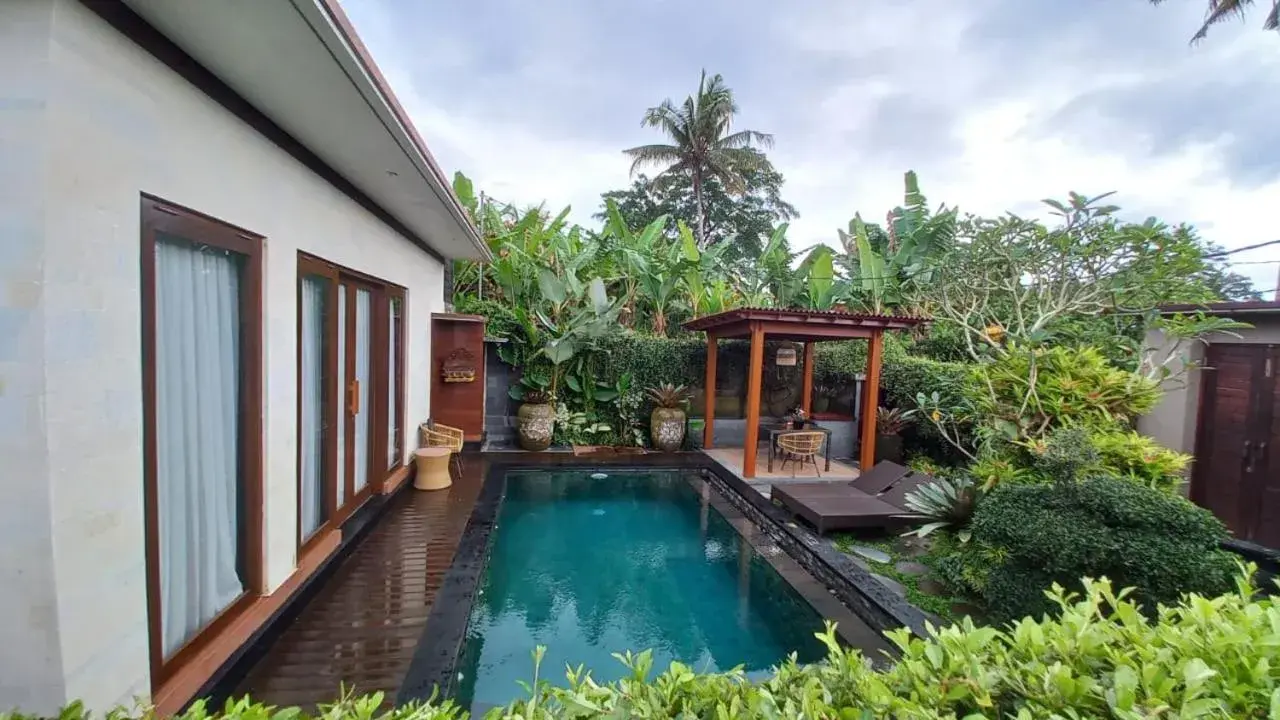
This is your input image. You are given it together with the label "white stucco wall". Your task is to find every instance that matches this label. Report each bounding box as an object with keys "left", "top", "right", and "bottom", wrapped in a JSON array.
[
  {"left": 0, "top": 0, "right": 445, "bottom": 712},
  {"left": 0, "top": 1, "right": 67, "bottom": 713}
]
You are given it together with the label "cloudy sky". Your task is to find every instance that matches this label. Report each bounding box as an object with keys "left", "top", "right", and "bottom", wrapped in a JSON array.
[{"left": 341, "top": 0, "right": 1280, "bottom": 292}]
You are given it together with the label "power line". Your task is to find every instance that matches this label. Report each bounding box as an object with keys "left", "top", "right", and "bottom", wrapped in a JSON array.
[
  {"left": 1205, "top": 239, "right": 1280, "bottom": 258},
  {"left": 1228, "top": 259, "right": 1280, "bottom": 266}
]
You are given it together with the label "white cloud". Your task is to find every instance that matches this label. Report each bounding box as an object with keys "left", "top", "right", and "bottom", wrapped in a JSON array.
[{"left": 346, "top": 0, "right": 1280, "bottom": 291}]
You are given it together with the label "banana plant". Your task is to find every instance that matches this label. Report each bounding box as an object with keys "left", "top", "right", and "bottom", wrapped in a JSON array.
[
  {"left": 601, "top": 198, "right": 669, "bottom": 328},
  {"left": 677, "top": 220, "right": 732, "bottom": 317},
  {"left": 887, "top": 170, "right": 956, "bottom": 287},
  {"left": 838, "top": 171, "right": 956, "bottom": 315},
  {"left": 799, "top": 245, "right": 845, "bottom": 310},
  {"left": 850, "top": 214, "right": 892, "bottom": 314},
  {"left": 754, "top": 224, "right": 801, "bottom": 307},
  {"left": 533, "top": 276, "right": 621, "bottom": 398}
]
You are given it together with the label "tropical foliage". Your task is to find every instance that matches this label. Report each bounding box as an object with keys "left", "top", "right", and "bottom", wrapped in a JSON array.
[
  {"left": 623, "top": 71, "right": 776, "bottom": 248},
  {"left": 598, "top": 165, "right": 798, "bottom": 263}
]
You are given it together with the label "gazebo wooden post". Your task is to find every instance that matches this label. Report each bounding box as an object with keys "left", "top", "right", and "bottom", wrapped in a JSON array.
[
  {"left": 742, "top": 322, "right": 766, "bottom": 478},
  {"left": 703, "top": 332, "right": 717, "bottom": 449},
  {"left": 801, "top": 341, "right": 815, "bottom": 417},
  {"left": 859, "top": 329, "right": 884, "bottom": 470}
]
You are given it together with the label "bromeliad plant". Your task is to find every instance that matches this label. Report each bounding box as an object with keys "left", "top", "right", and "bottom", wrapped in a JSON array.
[
  {"left": 645, "top": 383, "right": 693, "bottom": 409},
  {"left": 901, "top": 475, "right": 980, "bottom": 541},
  {"left": 875, "top": 406, "right": 916, "bottom": 435}
]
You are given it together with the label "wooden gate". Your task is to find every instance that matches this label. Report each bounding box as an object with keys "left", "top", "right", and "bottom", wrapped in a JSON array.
[
  {"left": 430, "top": 313, "right": 486, "bottom": 442},
  {"left": 1192, "top": 344, "right": 1279, "bottom": 547}
]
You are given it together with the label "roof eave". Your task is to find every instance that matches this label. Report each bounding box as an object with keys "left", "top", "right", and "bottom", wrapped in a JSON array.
[{"left": 311, "top": 0, "right": 490, "bottom": 262}]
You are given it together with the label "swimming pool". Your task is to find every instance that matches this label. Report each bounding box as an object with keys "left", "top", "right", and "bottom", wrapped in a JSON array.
[{"left": 455, "top": 470, "right": 831, "bottom": 711}]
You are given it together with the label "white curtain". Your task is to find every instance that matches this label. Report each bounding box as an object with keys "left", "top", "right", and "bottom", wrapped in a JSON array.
[
  {"left": 353, "top": 289, "right": 371, "bottom": 491},
  {"left": 336, "top": 285, "right": 347, "bottom": 507},
  {"left": 154, "top": 235, "right": 245, "bottom": 657},
  {"left": 387, "top": 299, "right": 398, "bottom": 468},
  {"left": 300, "top": 276, "right": 327, "bottom": 538}
]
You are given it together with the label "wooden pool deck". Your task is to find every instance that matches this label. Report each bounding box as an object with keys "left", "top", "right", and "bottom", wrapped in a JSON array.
[{"left": 231, "top": 459, "right": 488, "bottom": 710}]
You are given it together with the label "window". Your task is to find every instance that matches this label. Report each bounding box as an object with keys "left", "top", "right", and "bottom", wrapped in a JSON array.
[
  {"left": 296, "top": 253, "right": 406, "bottom": 549},
  {"left": 387, "top": 293, "right": 404, "bottom": 470},
  {"left": 298, "top": 262, "right": 334, "bottom": 543},
  {"left": 140, "top": 196, "right": 264, "bottom": 684}
]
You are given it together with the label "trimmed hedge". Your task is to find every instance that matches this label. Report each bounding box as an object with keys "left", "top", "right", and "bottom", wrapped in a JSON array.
[
  {"left": 595, "top": 334, "right": 706, "bottom": 394},
  {"left": 19, "top": 571, "right": 1279, "bottom": 718},
  {"left": 940, "top": 475, "right": 1236, "bottom": 624}
]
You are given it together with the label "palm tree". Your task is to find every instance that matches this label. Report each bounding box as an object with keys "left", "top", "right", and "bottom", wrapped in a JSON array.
[
  {"left": 624, "top": 71, "right": 774, "bottom": 248},
  {"left": 1151, "top": 0, "right": 1278, "bottom": 42}
]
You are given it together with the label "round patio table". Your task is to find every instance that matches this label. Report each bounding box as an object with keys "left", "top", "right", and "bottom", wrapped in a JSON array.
[{"left": 413, "top": 447, "right": 452, "bottom": 490}]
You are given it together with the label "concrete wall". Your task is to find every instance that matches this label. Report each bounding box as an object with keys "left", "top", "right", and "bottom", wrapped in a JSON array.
[
  {"left": 0, "top": 1, "right": 445, "bottom": 712},
  {"left": 1138, "top": 316, "right": 1280, "bottom": 463}
]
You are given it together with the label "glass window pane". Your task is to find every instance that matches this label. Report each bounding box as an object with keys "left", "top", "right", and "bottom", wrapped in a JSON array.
[
  {"left": 300, "top": 274, "right": 329, "bottom": 538},
  {"left": 388, "top": 297, "right": 401, "bottom": 468},
  {"left": 153, "top": 233, "right": 246, "bottom": 657},
  {"left": 353, "top": 288, "right": 372, "bottom": 491}
]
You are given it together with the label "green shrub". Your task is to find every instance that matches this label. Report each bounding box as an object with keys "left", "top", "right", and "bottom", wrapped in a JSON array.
[
  {"left": 595, "top": 334, "right": 705, "bottom": 395},
  {"left": 972, "top": 426, "right": 1189, "bottom": 494},
  {"left": 22, "top": 572, "right": 1280, "bottom": 719},
  {"left": 1090, "top": 428, "right": 1191, "bottom": 492},
  {"left": 881, "top": 354, "right": 971, "bottom": 463},
  {"left": 901, "top": 319, "right": 972, "bottom": 362},
  {"left": 950, "top": 476, "right": 1235, "bottom": 624}
]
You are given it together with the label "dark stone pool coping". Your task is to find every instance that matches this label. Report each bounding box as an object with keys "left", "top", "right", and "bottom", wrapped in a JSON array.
[
  {"left": 395, "top": 453, "right": 932, "bottom": 705},
  {"left": 696, "top": 456, "right": 932, "bottom": 639}
]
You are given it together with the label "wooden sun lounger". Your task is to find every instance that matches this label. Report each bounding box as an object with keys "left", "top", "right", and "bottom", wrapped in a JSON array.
[{"left": 771, "top": 462, "right": 930, "bottom": 535}]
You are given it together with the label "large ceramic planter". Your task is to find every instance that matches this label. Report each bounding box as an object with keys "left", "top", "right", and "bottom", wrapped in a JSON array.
[
  {"left": 517, "top": 402, "right": 555, "bottom": 451},
  {"left": 650, "top": 407, "right": 687, "bottom": 452},
  {"left": 875, "top": 433, "right": 904, "bottom": 464}
]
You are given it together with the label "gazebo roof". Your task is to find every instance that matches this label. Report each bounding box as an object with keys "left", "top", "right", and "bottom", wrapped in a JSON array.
[{"left": 682, "top": 307, "right": 928, "bottom": 341}]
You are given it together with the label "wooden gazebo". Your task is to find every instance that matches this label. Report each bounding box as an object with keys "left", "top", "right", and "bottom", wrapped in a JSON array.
[{"left": 684, "top": 308, "right": 927, "bottom": 478}]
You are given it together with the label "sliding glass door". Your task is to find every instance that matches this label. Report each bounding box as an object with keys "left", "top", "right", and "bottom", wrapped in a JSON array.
[
  {"left": 298, "top": 259, "right": 335, "bottom": 544},
  {"left": 141, "top": 197, "right": 263, "bottom": 684},
  {"left": 348, "top": 284, "right": 374, "bottom": 495},
  {"left": 296, "top": 255, "right": 405, "bottom": 550}
]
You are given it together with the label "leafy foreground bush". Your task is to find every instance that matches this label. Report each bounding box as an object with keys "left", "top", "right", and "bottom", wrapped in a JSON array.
[
  {"left": 939, "top": 476, "right": 1236, "bottom": 624},
  {"left": 15, "top": 573, "right": 1280, "bottom": 720}
]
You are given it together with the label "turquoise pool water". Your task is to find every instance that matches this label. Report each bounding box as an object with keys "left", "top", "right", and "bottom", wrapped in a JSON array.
[{"left": 456, "top": 470, "right": 828, "bottom": 710}]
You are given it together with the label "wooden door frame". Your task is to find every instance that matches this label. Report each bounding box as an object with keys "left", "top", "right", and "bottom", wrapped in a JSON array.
[
  {"left": 295, "top": 253, "right": 406, "bottom": 542},
  {"left": 1242, "top": 345, "right": 1277, "bottom": 540},
  {"left": 296, "top": 256, "right": 341, "bottom": 552},
  {"left": 140, "top": 194, "right": 265, "bottom": 687},
  {"left": 1191, "top": 343, "right": 1277, "bottom": 541}
]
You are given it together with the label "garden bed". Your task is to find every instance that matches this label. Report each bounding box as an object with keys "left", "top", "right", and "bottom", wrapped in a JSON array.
[{"left": 829, "top": 533, "right": 975, "bottom": 625}]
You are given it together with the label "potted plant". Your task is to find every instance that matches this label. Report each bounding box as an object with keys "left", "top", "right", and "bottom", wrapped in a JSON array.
[
  {"left": 781, "top": 406, "right": 808, "bottom": 429},
  {"left": 511, "top": 375, "right": 555, "bottom": 451},
  {"left": 647, "top": 383, "right": 692, "bottom": 452},
  {"left": 874, "top": 406, "right": 915, "bottom": 464}
]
